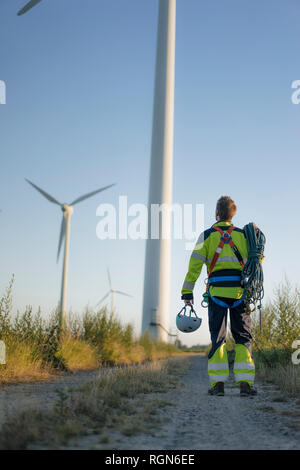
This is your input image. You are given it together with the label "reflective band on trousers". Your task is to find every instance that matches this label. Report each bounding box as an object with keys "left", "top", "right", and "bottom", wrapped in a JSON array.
[
  {"left": 234, "top": 362, "right": 255, "bottom": 370},
  {"left": 209, "top": 374, "right": 229, "bottom": 382},
  {"left": 234, "top": 373, "right": 255, "bottom": 382},
  {"left": 208, "top": 363, "right": 229, "bottom": 371}
]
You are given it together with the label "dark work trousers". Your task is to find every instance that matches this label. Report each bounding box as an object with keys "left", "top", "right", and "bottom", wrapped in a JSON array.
[{"left": 208, "top": 296, "right": 253, "bottom": 360}]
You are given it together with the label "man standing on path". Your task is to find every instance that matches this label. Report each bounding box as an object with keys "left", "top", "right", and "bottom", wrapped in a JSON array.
[{"left": 181, "top": 196, "right": 257, "bottom": 397}]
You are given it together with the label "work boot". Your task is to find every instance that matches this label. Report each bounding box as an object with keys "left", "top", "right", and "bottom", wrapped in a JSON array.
[
  {"left": 240, "top": 381, "right": 257, "bottom": 397},
  {"left": 208, "top": 382, "right": 224, "bottom": 396}
]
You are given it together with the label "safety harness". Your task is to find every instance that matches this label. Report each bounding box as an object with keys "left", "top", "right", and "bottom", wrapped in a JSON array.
[{"left": 202, "top": 225, "right": 245, "bottom": 309}]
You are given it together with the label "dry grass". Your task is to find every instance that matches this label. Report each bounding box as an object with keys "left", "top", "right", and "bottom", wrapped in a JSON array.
[
  {"left": 98, "top": 340, "right": 147, "bottom": 365},
  {"left": 101, "top": 339, "right": 184, "bottom": 366},
  {"left": 0, "top": 340, "right": 54, "bottom": 384},
  {"left": 279, "top": 410, "right": 300, "bottom": 417},
  {"left": 0, "top": 336, "right": 99, "bottom": 384},
  {"left": 256, "top": 362, "right": 300, "bottom": 397},
  {"left": 271, "top": 395, "right": 288, "bottom": 403},
  {"left": 0, "top": 335, "right": 183, "bottom": 384},
  {"left": 0, "top": 357, "right": 190, "bottom": 450},
  {"left": 256, "top": 406, "right": 276, "bottom": 413},
  {"left": 60, "top": 337, "right": 99, "bottom": 371}
]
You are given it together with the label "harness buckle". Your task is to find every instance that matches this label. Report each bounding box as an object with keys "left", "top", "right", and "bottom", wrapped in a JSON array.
[
  {"left": 201, "top": 292, "right": 210, "bottom": 308},
  {"left": 222, "top": 232, "right": 231, "bottom": 243}
]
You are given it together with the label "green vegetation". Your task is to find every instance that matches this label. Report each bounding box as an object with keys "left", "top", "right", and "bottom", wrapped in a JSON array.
[
  {"left": 0, "top": 276, "right": 181, "bottom": 384},
  {"left": 252, "top": 279, "right": 300, "bottom": 396}
]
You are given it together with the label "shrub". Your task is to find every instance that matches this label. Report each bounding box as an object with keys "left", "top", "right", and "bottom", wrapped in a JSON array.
[{"left": 252, "top": 278, "right": 300, "bottom": 363}]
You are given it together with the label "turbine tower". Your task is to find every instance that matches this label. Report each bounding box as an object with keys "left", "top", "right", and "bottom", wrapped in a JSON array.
[
  {"left": 26, "top": 179, "right": 115, "bottom": 329},
  {"left": 142, "top": 0, "right": 176, "bottom": 343}
]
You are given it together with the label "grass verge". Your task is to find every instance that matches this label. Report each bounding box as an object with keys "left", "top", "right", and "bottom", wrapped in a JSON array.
[
  {"left": 0, "top": 357, "right": 190, "bottom": 450},
  {"left": 254, "top": 356, "right": 300, "bottom": 397},
  {"left": 0, "top": 277, "right": 182, "bottom": 383}
]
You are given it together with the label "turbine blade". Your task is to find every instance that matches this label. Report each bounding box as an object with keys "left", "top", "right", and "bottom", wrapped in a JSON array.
[
  {"left": 70, "top": 183, "right": 116, "bottom": 206},
  {"left": 17, "top": 0, "right": 43, "bottom": 15},
  {"left": 57, "top": 215, "right": 66, "bottom": 263},
  {"left": 25, "top": 179, "right": 62, "bottom": 206},
  {"left": 107, "top": 267, "right": 112, "bottom": 290},
  {"left": 96, "top": 292, "right": 110, "bottom": 306},
  {"left": 114, "top": 290, "right": 133, "bottom": 298}
]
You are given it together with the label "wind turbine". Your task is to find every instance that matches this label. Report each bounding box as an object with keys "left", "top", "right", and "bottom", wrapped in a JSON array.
[
  {"left": 17, "top": 0, "right": 177, "bottom": 343},
  {"left": 26, "top": 178, "right": 115, "bottom": 329},
  {"left": 17, "top": 0, "right": 43, "bottom": 15},
  {"left": 96, "top": 268, "right": 132, "bottom": 313},
  {"left": 142, "top": 0, "right": 176, "bottom": 343}
]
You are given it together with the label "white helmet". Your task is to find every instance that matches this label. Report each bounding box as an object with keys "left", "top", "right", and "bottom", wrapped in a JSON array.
[{"left": 176, "top": 306, "right": 202, "bottom": 333}]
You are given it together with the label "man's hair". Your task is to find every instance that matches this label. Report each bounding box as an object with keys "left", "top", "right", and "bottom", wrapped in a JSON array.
[{"left": 216, "top": 196, "right": 237, "bottom": 221}]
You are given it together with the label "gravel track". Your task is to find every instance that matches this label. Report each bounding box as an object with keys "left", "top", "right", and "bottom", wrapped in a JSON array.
[{"left": 1, "top": 356, "right": 299, "bottom": 450}]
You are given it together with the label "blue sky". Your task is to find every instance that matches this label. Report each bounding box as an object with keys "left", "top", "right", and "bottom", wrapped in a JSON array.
[{"left": 0, "top": 0, "right": 300, "bottom": 346}]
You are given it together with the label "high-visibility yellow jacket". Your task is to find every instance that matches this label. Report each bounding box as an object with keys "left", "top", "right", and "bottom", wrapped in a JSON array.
[{"left": 181, "top": 221, "right": 249, "bottom": 300}]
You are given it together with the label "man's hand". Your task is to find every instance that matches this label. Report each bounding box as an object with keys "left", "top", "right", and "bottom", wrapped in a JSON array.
[{"left": 184, "top": 299, "right": 193, "bottom": 306}]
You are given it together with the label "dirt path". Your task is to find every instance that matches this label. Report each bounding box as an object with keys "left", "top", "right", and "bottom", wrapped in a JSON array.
[
  {"left": 80, "top": 355, "right": 298, "bottom": 451},
  {"left": 0, "top": 369, "right": 99, "bottom": 425},
  {"left": 1, "top": 356, "right": 300, "bottom": 450}
]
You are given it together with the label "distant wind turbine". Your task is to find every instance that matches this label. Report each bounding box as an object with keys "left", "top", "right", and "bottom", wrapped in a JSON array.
[
  {"left": 26, "top": 178, "right": 115, "bottom": 329},
  {"left": 96, "top": 268, "right": 132, "bottom": 313}
]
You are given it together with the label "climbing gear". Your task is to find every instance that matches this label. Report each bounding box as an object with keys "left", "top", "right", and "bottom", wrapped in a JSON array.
[
  {"left": 241, "top": 223, "right": 266, "bottom": 331},
  {"left": 201, "top": 291, "right": 210, "bottom": 308},
  {"left": 176, "top": 305, "right": 202, "bottom": 333},
  {"left": 182, "top": 222, "right": 248, "bottom": 302},
  {"left": 202, "top": 225, "right": 245, "bottom": 308},
  {"left": 208, "top": 294, "right": 244, "bottom": 309},
  {"left": 208, "top": 226, "right": 245, "bottom": 276},
  {"left": 208, "top": 381, "right": 225, "bottom": 396},
  {"left": 240, "top": 381, "right": 258, "bottom": 397},
  {"left": 201, "top": 223, "right": 266, "bottom": 322}
]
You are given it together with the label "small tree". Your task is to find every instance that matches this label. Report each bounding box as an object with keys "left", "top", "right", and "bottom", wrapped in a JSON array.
[{"left": 252, "top": 278, "right": 300, "bottom": 352}]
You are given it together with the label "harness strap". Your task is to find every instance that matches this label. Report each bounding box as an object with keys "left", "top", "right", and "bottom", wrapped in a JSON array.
[
  {"left": 206, "top": 225, "right": 245, "bottom": 294},
  {"left": 208, "top": 275, "right": 242, "bottom": 286},
  {"left": 210, "top": 295, "right": 245, "bottom": 309},
  {"left": 207, "top": 226, "right": 235, "bottom": 279}
]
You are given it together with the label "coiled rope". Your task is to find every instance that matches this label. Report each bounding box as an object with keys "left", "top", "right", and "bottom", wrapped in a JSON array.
[{"left": 242, "top": 223, "right": 266, "bottom": 331}]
